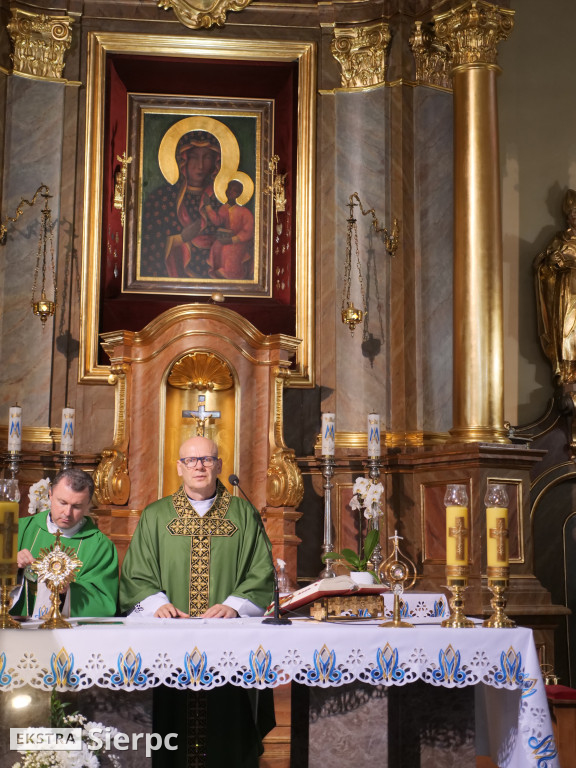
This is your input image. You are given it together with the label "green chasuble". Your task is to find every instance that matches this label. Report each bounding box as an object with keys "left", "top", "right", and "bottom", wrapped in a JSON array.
[
  {"left": 10, "top": 509, "right": 119, "bottom": 618},
  {"left": 119, "top": 480, "right": 274, "bottom": 615}
]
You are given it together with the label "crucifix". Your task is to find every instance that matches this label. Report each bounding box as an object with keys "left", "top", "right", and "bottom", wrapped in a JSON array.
[
  {"left": 489, "top": 517, "right": 509, "bottom": 562},
  {"left": 167, "top": 514, "right": 237, "bottom": 615},
  {"left": 0, "top": 509, "right": 17, "bottom": 559},
  {"left": 182, "top": 395, "right": 221, "bottom": 437},
  {"left": 448, "top": 516, "right": 469, "bottom": 561}
]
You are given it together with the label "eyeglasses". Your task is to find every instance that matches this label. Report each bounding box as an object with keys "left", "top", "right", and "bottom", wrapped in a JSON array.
[{"left": 178, "top": 455, "right": 219, "bottom": 468}]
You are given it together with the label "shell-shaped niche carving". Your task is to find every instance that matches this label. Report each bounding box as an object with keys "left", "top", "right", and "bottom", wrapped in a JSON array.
[{"left": 167, "top": 352, "right": 234, "bottom": 392}]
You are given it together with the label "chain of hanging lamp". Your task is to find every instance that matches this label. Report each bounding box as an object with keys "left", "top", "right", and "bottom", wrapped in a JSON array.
[
  {"left": 341, "top": 192, "right": 400, "bottom": 336},
  {"left": 30, "top": 188, "right": 57, "bottom": 327},
  {"left": 341, "top": 197, "right": 368, "bottom": 334}
]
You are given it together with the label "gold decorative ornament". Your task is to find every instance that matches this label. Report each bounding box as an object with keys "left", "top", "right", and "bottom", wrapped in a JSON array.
[
  {"left": 157, "top": 0, "right": 255, "bottom": 29},
  {"left": 32, "top": 531, "right": 82, "bottom": 629},
  {"left": 409, "top": 21, "right": 452, "bottom": 89},
  {"left": 331, "top": 21, "right": 391, "bottom": 89},
  {"left": 342, "top": 192, "right": 399, "bottom": 335},
  {"left": 266, "top": 365, "right": 304, "bottom": 508},
  {"left": 265, "top": 155, "right": 287, "bottom": 218},
  {"left": 168, "top": 352, "right": 234, "bottom": 392},
  {"left": 113, "top": 152, "right": 133, "bottom": 228},
  {"left": 94, "top": 364, "right": 131, "bottom": 506},
  {"left": 7, "top": 9, "right": 73, "bottom": 80},
  {"left": 0, "top": 184, "right": 58, "bottom": 327},
  {"left": 378, "top": 531, "right": 417, "bottom": 628},
  {"left": 435, "top": 0, "right": 514, "bottom": 68}
]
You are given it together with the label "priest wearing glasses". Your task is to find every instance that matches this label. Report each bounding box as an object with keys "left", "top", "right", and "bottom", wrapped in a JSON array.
[
  {"left": 119, "top": 435, "right": 276, "bottom": 768},
  {"left": 119, "top": 435, "right": 274, "bottom": 619}
]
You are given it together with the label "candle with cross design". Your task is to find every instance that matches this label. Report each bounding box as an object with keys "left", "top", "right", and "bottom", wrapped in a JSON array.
[
  {"left": 442, "top": 483, "right": 473, "bottom": 628},
  {"left": 485, "top": 484, "right": 509, "bottom": 569},
  {"left": 444, "top": 484, "right": 469, "bottom": 573},
  {"left": 0, "top": 496, "right": 20, "bottom": 629}
]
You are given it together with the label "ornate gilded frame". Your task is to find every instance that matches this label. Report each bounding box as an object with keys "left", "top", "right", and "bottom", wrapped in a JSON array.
[{"left": 81, "top": 32, "right": 316, "bottom": 387}]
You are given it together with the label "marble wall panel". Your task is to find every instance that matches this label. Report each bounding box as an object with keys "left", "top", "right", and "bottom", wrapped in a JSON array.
[
  {"left": 332, "top": 87, "right": 390, "bottom": 433},
  {"left": 0, "top": 76, "right": 65, "bottom": 428},
  {"left": 414, "top": 86, "right": 453, "bottom": 434}
]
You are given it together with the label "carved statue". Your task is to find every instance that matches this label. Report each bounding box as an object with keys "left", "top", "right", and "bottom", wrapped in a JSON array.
[{"left": 534, "top": 189, "right": 576, "bottom": 384}]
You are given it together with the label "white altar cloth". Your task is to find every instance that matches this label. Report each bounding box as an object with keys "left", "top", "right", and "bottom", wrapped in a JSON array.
[{"left": 0, "top": 617, "right": 558, "bottom": 768}]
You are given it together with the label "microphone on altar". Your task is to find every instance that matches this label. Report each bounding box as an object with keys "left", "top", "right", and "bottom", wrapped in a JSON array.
[{"left": 228, "top": 474, "right": 291, "bottom": 626}]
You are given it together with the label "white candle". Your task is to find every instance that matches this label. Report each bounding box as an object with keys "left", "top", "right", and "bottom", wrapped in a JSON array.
[
  {"left": 61, "top": 408, "right": 75, "bottom": 452},
  {"left": 321, "top": 413, "right": 335, "bottom": 456},
  {"left": 8, "top": 406, "right": 22, "bottom": 452},
  {"left": 367, "top": 413, "right": 381, "bottom": 457}
]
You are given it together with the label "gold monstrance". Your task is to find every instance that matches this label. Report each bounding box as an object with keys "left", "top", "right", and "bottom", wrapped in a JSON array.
[{"left": 32, "top": 531, "right": 82, "bottom": 629}]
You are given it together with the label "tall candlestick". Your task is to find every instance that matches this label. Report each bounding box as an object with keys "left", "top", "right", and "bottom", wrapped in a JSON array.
[
  {"left": 485, "top": 484, "right": 509, "bottom": 568},
  {"left": 367, "top": 413, "right": 381, "bottom": 457},
  {"left": 321, "top": 413, "right": 335, "bottom": 456},
  {"left": 61, "top": 408, "right": 75, "bottom": 452},
  {"left": 8, "top": 406, "right": 22, "bottom": 452}
]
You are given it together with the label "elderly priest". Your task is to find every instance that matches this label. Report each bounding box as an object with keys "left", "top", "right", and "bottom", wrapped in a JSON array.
[{"left": 120, "top": 435, "right": 275, "bottom": 768}]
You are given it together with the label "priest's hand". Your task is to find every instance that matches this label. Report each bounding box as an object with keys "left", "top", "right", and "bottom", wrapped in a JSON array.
[
  {"left": 154, "top": 602, "right": 189, "bottom": 618},
  {"left": 17, "top": 548, "right": 35, "bottom": 569},
  {"left": 201, "top": 604, "right": 238, "bottom": 619}
]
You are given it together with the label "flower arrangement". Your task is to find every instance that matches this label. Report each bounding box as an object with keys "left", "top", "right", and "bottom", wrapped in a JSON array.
[
  {"left": 349, "top": 476, "right": 384, "bottom": 520},
  {"left": 28, "top": 478, "right": 51, "bottom": 516},
  {"left": 12, "top": 691, "right": 121, "bottom": 768}
]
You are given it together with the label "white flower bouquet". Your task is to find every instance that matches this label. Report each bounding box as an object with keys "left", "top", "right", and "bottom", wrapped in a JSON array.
[
  {"left": 349, "top": 476, "right": 384, "bottom": 520},
  {"left": 27, "top": 478, "right": 51, "bottom": 516}
]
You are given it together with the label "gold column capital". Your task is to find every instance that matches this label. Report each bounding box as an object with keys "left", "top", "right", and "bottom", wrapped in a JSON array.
[
  {"left": 435, "top": 0, "right": 514, "bottom": 68},
  {"left": 7, "top": 8, "right": 74, "bottom": 81},
  {"left": 331, "top": 21, "right": 391, "bottom": 89},
  {"left": 410, "top": 21, "right": 452, "bottom": 89}
]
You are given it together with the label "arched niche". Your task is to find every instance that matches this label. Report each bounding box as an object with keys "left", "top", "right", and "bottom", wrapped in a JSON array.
[{"left": 163, "top": 350, "right": 236, "bottom": 495}]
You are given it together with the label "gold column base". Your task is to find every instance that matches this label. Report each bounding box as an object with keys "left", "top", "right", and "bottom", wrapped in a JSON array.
[
  {"left": 483, "top": 578, "right": 515, "bottom": 628},
  {"left": 448, "top": 426, "right": 510, "bottom": 444},
  {"left": 0, "top": 584, "right": 21, "bottom": 629},
  {"left": 441, "top": 580, "right": 474, "bottom": 628}
]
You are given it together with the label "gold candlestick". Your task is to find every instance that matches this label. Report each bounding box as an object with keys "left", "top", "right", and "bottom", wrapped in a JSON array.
[
  {"left": 32, "top": 531, "right": 82, "bottom": 629},
  {"left": 483, "top": 567, "right": 515, "bottom": 628},
  {"left": 441, "top": 568, "right": 475, "bottom": 628}
]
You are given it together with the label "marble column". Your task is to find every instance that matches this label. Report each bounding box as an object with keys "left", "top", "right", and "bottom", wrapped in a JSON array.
[{"left": 436, "top": 1, "right": 514, "bottom": 443}]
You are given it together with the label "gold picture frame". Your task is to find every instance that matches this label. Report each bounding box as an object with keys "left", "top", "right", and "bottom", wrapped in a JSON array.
[{"left": 81, "top": 32, "right": 316, "bottom": 386}]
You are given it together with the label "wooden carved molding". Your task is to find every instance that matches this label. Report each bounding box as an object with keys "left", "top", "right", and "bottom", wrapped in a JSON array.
[
  {"left": 94, "top": 364, "right": 131, "bottom": 506},
  {"left": 157, "top": 0, "right": 254, "bottom": 29},
  {"left": 266, "top": 364, "right": 304, "bottom": 508},
  {"left": 331, "top": 21, "right": 391, "bottom": 89},
  {"left": 7, "top": 9, "right": 73, "bottom": 80}
]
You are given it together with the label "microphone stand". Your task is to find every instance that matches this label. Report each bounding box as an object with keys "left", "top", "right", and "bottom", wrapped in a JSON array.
[{"left": 229, "top": 475, "right": 291, "bottom": 625}]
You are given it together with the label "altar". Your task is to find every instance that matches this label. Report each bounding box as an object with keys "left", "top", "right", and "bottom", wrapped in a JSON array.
[{"left": 0, "top": 617, "right": 559, "bottom": 768}]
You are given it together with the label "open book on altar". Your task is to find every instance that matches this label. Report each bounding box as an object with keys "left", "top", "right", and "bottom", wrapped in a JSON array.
[{"left": 266, "top": 575, "right": 389, "bottom": 615}]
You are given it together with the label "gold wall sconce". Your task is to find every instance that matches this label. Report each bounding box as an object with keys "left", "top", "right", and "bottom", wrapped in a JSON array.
[
  {"left": 0, "top": 184, "right": 58, "bottom": 327},
  {"left": 341, "top": 192, "right": 399, "bottom": 335}
]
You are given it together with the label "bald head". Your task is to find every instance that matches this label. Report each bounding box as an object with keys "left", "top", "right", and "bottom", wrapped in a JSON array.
[
  {"left": 179, "top": 436, "right": 218, "bottom": 459},
  {"left": 177, "top": 436, "right": 222, "bottom": 500}
]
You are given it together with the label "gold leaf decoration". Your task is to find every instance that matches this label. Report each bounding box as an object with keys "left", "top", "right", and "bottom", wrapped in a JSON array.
[{"left": 168, "top": 352, "right": 234, "bottom": 392}]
